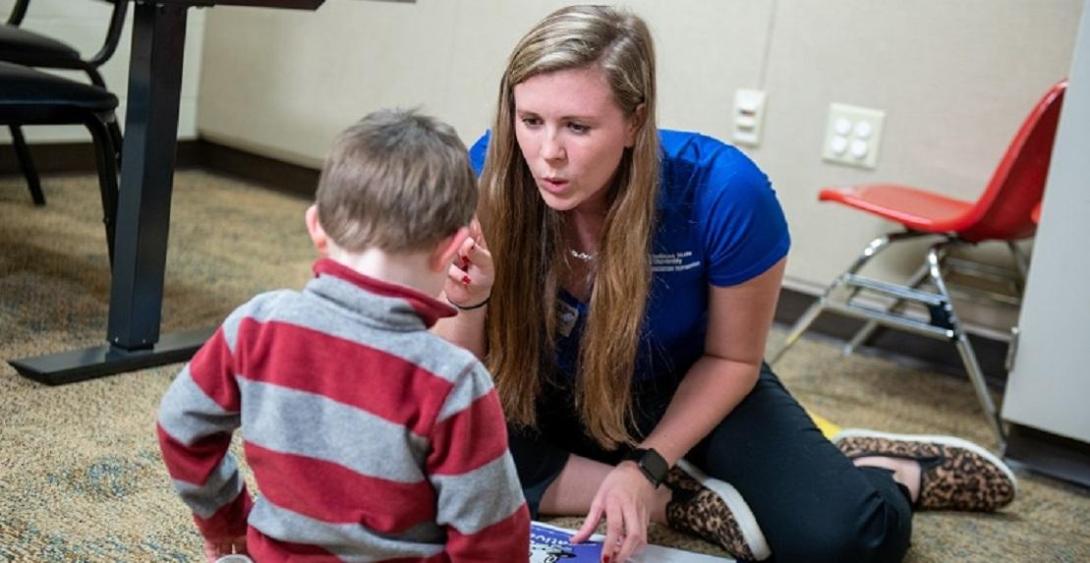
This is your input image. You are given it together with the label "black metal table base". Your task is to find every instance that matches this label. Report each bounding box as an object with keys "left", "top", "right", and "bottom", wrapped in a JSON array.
[{"left": 9, "top": 327, "right": 214, "bottom": 386}]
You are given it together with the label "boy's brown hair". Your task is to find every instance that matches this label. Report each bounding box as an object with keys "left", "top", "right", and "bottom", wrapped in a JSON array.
[{"left": 316, "top": 109, "right": 477, "bottom": 253}]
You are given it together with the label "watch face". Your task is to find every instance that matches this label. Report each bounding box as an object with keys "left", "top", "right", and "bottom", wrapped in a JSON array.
[
  {"left": 630, "top": 448, "right": 667, "bottom": 486},
  {"left": 642, "top": 450, "right": 668, "bottom": 482}
]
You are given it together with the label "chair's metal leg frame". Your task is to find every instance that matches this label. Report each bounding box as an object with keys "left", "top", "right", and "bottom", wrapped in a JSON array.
[
  {"left": 1007, "top": 241, "right": 1030, "bottom": 287},
  {"left": 926, "top": 243, "right": 1006, "bottom": 444},
  {"left": 842, "top": 261, "right": 931, "bottom": 356},
  {"left": 769, "top": 230, "right": 935, "bottom": 364},
  {"left": 770, "top": 230, "right": 1007, "bottom": 445},
  {"left": 939, "top": 252, "right": 1025, "bottom": 305},
  {"left": 85, "top": 66, "right": 124, "bottom": 166},
  {"left": 85, "top": 112, "right": 120, "bottom": 265},
  {"left": 8, "top": 125, "right": 44, "bottom": 205}
]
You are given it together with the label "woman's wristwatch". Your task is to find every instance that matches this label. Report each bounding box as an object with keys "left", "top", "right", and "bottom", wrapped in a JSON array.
[{"left": 622, "top": 447, "right": 669, "bottom": 488}]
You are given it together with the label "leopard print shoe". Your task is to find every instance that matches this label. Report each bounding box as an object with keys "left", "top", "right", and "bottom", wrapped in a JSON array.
[
  {"left": 664, "top": 460, "right": 771, "bottom": 561},
  {"left": 832, "top": 429, "right": 1017, "bottom": 512}
]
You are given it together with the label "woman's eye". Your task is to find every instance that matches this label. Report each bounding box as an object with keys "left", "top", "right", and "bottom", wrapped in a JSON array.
[
  {"left": 521, "top": 117, "right": 542, "bottom": 128},
  {"left": 568, "top": 123, "right": 590, "bottom": 134}
]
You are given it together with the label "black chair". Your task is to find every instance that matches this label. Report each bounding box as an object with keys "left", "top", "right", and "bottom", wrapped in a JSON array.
[
  {"left": 0, "top": 61, "right": 119, "bottom": 261},
  {"left": 2, "top": 0, "right": 127, "bottom": 205}
]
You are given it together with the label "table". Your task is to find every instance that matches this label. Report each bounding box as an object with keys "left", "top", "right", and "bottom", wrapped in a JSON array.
[{"left": 9, "top": 0, "right": 325, "bottom": 385}]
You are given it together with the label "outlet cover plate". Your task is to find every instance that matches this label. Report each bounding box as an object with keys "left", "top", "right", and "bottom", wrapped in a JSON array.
[{"left": 823, "top": 103, "right": 885, "bottom": 169}]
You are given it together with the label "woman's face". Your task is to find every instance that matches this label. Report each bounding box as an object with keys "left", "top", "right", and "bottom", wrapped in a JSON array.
[{"left": 513, "top": 66, "right": 637, "bottom": 213}]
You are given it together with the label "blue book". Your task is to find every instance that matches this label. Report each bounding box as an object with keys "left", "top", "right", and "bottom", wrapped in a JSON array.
[
  {"left": 530, "top": 521, "right": 731, "bottom": 562},
  {"left": 530, "top": 522, "right": 602, "bottom": 562}
]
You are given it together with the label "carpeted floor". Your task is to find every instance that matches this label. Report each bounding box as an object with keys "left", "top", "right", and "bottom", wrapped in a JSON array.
[{"left": 1, "top": 171, "right": 1087, "bottom": 562}]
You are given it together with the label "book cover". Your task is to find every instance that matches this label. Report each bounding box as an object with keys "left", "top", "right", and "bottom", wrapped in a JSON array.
[
  {"left": 530, "top": 522, "right": 602, "bottom": 562},
  {"left": 530, "top": 522, "right": 731, "bottom": 562}
]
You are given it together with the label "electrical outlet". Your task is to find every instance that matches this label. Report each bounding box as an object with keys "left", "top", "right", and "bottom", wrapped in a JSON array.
[
  {"left": 732, "top": 89, "right": 766, "bottom": 147},
  {"left": 823, "top": 103, "right": 884, "bottom": 169}
]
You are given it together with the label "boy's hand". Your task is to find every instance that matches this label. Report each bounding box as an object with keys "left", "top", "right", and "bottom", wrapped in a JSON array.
[
  {"left": 203, "top": 535, "right": 248, "bottom": 562},
  {"left": 445, "top": 218, "right": 493, "bottom": 309}
]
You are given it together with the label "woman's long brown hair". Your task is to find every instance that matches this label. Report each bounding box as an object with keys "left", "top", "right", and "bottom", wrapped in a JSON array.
[{"left": 480, "top": 6, "right": 659, "bottom": 449}]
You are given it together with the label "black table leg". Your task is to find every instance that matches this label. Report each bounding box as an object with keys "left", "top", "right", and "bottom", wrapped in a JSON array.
[
  {"left": 9, "top": 3, "right": 211, "bottom": 385},
  {"left": 108, "top": 2, "right": 188, "bottom": 349}
]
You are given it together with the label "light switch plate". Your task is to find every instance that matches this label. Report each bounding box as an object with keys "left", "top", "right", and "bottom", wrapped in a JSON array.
[
  {"left": 732, "top": 89, "right": 767, "bottom": 147},
  {"left": 823, "top": 103, "right": 885, "bottom": 169}
]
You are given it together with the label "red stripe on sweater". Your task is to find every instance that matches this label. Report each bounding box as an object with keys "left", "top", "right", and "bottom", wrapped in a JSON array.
[
  {"left": 384, "top": 554, "right": 451, "bottom": 562},
  {"left": 186, "top": 327, "right": 241, "bottom": 412},
  {"left": 246, "top": 528, "right": 340, "bottom": 562},
  {"left": 193, "top": 488, "right": 252, "bottom": 541},
  {"left": 156, "top": 423, "right": 232, "bottom": 486},
  {"left": 444, "top": 503, "right": 530, "bottom": 560},
  {"left": 427, "top": 390, "right": 509, "bottom": 476},
  {"left": 229, "top": 318, "right": 453, "bottom": 435},
  {"left": 247, "top": 528, "right": 452, "bottom": 563},
  {"left": 244, "top": 441, "right": 437, "bottom": 533}
]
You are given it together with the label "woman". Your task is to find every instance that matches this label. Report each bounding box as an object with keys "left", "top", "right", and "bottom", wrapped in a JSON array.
[{"left": 437, "top": 6, "right": 1015, "bottom": 562}]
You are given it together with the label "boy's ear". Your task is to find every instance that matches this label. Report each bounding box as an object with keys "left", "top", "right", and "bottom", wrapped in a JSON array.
[
  {"left": 429, "top": 227, "right": 471, "bottom": 272},
  {"left": 305, "top": 205, "right": 329, "bottom": 255},
  {"left": 625, "top": 103, "right": 647, "bottom": 148}
]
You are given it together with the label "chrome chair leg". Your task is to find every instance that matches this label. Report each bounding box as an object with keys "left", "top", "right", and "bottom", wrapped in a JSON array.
[
  {"left": 771, "top": 233, "right": 902, "bottom": 364},
  {"left": 842, "top": 262, "right": 931, "bottom": 356},
  {"left": 1008, "top": 241, "right": 1029, "bottom": 292},
  {"left": 927, "top": 245, "right": 1006, "bottom": 445}
]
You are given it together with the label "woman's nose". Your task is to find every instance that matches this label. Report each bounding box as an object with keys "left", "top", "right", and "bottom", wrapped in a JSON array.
[{"left": 541, "top": 133, "right": 565, "bottom": 161}]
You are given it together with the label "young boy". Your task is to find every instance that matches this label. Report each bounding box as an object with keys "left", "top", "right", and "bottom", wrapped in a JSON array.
[{"left": 156, "top": 109, "right": 529, "bottom": 561}]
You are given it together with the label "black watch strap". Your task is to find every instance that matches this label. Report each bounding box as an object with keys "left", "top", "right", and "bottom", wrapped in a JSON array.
[{"left": 623, "top": 447, "right": 669, "bottom": 488}]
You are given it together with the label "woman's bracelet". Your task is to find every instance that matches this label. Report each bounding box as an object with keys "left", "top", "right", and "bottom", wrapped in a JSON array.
[{"left": 448, "top": 295, "right": 490, "bottom": 311}]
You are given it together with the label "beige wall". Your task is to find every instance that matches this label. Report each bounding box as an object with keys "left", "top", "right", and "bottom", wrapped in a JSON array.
[
  {"left": 0, "top": 0, "right": 205, "bottom": 142},
  {"left": 195, "top": 0, "right": 1082, "bottom": 334}
]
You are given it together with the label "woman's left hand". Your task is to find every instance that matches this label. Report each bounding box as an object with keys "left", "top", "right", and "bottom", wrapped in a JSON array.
[
  {"left": 571, "top": 462, "right": 654, "bottom": 562},
  {"left": 444, "top": 218, "right": 493, "bottom": 309}
]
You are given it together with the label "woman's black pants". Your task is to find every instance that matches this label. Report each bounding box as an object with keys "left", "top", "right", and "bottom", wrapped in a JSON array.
[{"left": 508, "top": 364, "right": 913, "bottom": 562}]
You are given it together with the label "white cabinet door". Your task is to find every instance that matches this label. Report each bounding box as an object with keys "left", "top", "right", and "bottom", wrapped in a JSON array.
[{"left": 1001, "top": 0, "right": 1090, "bottom": 443}]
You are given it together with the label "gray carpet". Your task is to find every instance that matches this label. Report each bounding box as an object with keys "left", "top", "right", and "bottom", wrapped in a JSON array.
[{"left": 1, "top": 171, "right": 1088, "bottom": 561}]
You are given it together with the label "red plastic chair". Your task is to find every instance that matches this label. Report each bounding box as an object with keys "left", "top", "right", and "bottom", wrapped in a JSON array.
[{"left": 770, "top": 80, "right": 1066, "bottom": 445}]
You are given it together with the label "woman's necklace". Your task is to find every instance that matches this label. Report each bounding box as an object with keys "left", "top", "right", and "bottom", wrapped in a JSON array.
[{"left": 568, "top": 248, "right": 596, "bottom": 262}]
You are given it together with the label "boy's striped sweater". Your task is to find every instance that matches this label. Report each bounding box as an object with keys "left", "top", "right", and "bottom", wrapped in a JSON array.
[{"left": 157, "top": 258, "right": 529, "bottom": 561}]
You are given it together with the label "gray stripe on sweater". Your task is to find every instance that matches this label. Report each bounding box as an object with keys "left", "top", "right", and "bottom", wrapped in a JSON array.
[
  {"left": 237, "top": 285, "right": 481, "bottom": 386},
  {"left": 238, "top": 379, "right": 428, "bottom": 483},
  {"left": 435, "top": 364, "right": 496, "bottom": 424},
  {"left": 218, "top": 291, "right": 294, "bottom": 353},
  {"left": 172, "top": 456, "right": 243, "bottom": 519},
  {"left": 431, "top": 453, "right": 526, "bottom": 535},
  {"left": 249, "top": 499, "right": 445, "bottom": 560},
  {"left": 158, "top": 366, "right": 239, "bottom": 445}
]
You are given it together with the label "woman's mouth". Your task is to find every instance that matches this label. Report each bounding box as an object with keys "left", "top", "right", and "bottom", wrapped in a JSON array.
[{"left": 540, "top": 177, "right": 569, "bottom": 193}]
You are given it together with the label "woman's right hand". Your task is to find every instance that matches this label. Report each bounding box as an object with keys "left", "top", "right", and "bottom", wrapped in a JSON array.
[
  {"left": 444, "top": 219, "right": 493, "bottom": 310},
  {"left": 571, "top": 461, "right": 656, "bottom": 562}
]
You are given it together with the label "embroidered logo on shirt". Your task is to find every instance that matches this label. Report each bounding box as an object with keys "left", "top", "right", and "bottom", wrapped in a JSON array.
[{"left": 651, "top": 251, "right": 701, "bottom": 273}]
